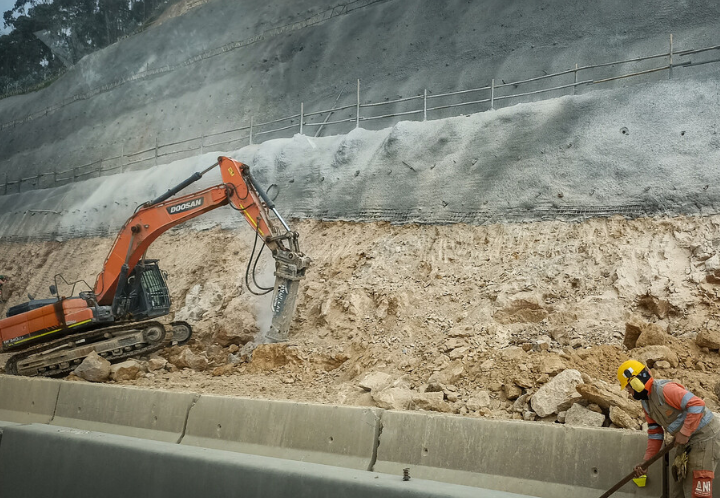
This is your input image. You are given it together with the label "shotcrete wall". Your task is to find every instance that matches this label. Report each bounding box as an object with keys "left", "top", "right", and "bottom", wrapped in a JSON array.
[
  {"left": 0, "top": 0, "right": 719, "bottom": 187},
  {"left": 1, "top": 73, "right": 720, "bottom": 241}
]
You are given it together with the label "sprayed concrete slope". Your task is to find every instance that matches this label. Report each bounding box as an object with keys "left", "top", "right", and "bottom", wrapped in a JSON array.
[
  {"left": 1, "top": 74, "right": 720, "bottom": 240},
  {"left": 0, "top": 0, "right": 719, "bottom": 183}
]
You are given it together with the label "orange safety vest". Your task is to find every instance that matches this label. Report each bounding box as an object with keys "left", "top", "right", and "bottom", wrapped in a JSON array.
[{"left": 642, "top": 379, "right": 714, "bottom": 436}]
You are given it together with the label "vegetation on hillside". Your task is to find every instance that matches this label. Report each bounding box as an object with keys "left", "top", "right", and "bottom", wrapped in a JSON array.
[{"left": 0, "top": 0, "right": 173, "bottom": 96}]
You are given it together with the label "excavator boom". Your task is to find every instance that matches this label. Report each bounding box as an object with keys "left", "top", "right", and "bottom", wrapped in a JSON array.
[{"left": 93, "top": 156, "right": 309, "bottom": 341}]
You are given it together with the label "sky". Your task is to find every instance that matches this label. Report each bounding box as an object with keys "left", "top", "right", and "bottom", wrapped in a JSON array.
[{"left": 0, "top": 0, "right": 16, "bottom": 35}]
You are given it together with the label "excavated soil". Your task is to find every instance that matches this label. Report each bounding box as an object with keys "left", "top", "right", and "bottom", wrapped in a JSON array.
[{"left": 2, "top": 215, "right": 720, "bottom": 425}]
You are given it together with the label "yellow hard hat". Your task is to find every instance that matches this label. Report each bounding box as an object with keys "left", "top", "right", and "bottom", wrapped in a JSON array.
[{"left": 617, "top": 359, "right": 647, "bottom": 389}]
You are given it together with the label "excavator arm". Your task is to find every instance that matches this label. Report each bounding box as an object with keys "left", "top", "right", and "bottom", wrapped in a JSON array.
[{"left": 93, "top": 156, "right": 309, "bottom": 342}]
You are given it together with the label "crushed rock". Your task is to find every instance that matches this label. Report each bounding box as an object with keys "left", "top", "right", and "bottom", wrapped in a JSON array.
[{"left": 2, "top": 217, "right": 720, "bottom": 431}]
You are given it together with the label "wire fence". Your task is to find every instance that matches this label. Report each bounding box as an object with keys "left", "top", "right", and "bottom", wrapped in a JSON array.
[{"left": 1, "top": 34, "right": 719, "bottom": 196}]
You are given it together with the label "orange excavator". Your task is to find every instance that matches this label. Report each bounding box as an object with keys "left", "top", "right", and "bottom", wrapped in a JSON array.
[{"left": 0, "top": 156, "right": 310, "bottom": 377}]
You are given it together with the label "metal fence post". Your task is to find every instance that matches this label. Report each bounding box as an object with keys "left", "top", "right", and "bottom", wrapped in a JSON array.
[
  {"left": 73, "top": 167, "right": 77, "bottom": 182},
  {"left": 300, "top": 102, "right": 304, "bottom": 135},
  {"left": 356, "top": 79, "right": 360, "bottom": 128},
  {"left": 491, "top": 79, "right": 495, "bottom": 110},
  {"left": 250, "top": 116, "right": 253, "bottom": 145},
  {"left": 200, "top": 133, "right": 204, "bottom": 154},
  {"left": 573, "top": 64, "right": 578, "bottom": 95},
  {"left": 669, "top": 33, "right": 673, "bottom": 80},
  {"left": 423, "top": 89, "right": 427, "bottom": 121},
  {"left": 99, "top": 158, "right": 103, "bottom": 177},
  {"left": 120, "top": 145, "right": 125, "bottom": 173},
  {"left": 154, "top": 137, "right": 158, "bottom": 166}
]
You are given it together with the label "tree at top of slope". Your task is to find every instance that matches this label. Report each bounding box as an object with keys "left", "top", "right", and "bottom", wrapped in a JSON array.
[{"left": 0, "top": 0, "right": 178, "bottom": 97}]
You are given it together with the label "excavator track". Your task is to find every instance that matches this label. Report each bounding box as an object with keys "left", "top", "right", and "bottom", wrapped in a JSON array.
[{"left": 5, "top": 321, "right": 171, "bottom": 377}]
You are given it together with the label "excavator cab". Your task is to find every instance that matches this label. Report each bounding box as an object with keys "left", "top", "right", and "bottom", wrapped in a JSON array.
[{"left": 111, "top": 260, "right": 171, "bottom": 320}]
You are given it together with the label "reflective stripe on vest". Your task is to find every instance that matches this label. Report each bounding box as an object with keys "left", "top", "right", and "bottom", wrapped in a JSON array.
[{"left": 648, "top": 380, "right": 714, "bottom": 435}]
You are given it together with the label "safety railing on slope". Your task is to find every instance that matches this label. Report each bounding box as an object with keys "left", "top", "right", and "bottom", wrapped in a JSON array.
[{"left": 1, "top": 35, "right": 719, "bottom": 195}]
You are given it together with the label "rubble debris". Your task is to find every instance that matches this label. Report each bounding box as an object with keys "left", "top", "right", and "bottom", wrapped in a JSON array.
[{"left": 3, "top": 215, "right": 720, "bottom": 430}]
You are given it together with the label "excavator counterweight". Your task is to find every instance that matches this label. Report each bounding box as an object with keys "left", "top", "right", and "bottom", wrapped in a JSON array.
[{"left": 0, "top": 157, "right": 309, "bottom": 376}]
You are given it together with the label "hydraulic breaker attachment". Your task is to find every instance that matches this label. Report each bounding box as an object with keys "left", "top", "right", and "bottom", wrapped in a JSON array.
[{"left": 266, "top": 248, "right": 310, "bottom": 343}]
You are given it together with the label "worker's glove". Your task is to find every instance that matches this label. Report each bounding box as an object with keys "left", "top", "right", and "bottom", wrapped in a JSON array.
[{"left": 671, "top": 447, "right": 690, "bottom": 482}]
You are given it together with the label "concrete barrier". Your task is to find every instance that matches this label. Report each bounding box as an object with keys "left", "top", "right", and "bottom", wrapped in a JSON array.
[
  {"left": 0, "top": 374, "right": 60, "bottom": 423},
  {"left": 374, "top": 411, "right": 662, "bottom": 498},
  {"left": 0, "top": 424, "right": 533, "bottom": 498},
  {"left": 180, "top": 395, "right": 381, "bottom": 470},
  {"left": 50, "top": 381, "right": 197, "bottom": 442}
]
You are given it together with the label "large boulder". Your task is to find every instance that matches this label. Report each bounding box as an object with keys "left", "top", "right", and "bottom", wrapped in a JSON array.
[
  {"left": 624, "top": 321, "right": 643, "bottom": 350},
  {"left": 412, "top": 391, "right": 452, "bottom": 413},
  {"left": 427, "top": 360, "right": 464, "bottom": 387},
  {"left": 565, "top": 404, "right": 605, "bottom": 427},
  {"left": 110, "top": 360, "right": 145, "bottom": 381},
  {"left": 609, "top": 406, "right": 641, "bottom": 430},
  {"left": 696, "top": 329, "right": 720, "bottom": 350},
  {"left": 575, "top": 381, "right": 643, "bottom": 419},
  {"left": 634, "top": 345, "right": 678, "bottom": 368},
  {"left": 73, "top": 352, "right": 111, "bottom": 382},
  {"left": 466, "top": 391, "right": 491, "bottom": 412},
  {"left": 624, "top": 319, "right": 666, "bottom": 349},
  {"left": 540, "top": 356, "right": 566, "bottom": 376},
  {"left": 147, "top": 357, "right": 168, "bottom": 371},
  {"left": 635, "top": 324, "right": 667, "bottom": 348},
  {"left": 530, "top": 369, "right": 584, "bottom": 418},
  {"left": 372, "top": 388, "right": 451, "bottom": 413},
  {"left": 170, "top": 348, "right": 209, "bottom": 371}
]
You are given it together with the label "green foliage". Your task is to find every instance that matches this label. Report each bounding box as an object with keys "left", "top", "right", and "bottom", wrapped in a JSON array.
[{"left": 0, "top": 0, "right": 168, "bottom": 96}]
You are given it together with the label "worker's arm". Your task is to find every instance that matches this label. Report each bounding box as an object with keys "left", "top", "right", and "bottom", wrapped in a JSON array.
[
  {"left": 660, "top": 382, "right": 706, "bottom": 443},
  {"left": 633, "top": 410, "right": 664, "bottom": 477},
  {"left": 643, "top": 410, "right": 665, "bottom": 461}
]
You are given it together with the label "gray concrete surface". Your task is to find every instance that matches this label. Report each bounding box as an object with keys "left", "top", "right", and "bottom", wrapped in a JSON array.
[
  {"left": 374, "top": 410, "right": 660, "bottom": 498},
  {"left": 0, "top": 375, "right": 693, "bottom": 496},
  {"left": 50, "top": 381, "right": 197, "bottom": 442},
  {"left": 1, "top": 0, "right": 719, "bottom": 195},
  {"left": 0, "top": 423, "right": 534, "bottom": 498},
  {"left": 0, "top": 375, "right": 59, "bottom": 424},
  {"left": 181, "top": 395, "right": 381, "bottom": 470}
]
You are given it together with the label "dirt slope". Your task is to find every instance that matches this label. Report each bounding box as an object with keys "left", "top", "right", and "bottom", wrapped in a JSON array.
[{"left": 1, "top": 215, "right": 720, "bottom": 424}]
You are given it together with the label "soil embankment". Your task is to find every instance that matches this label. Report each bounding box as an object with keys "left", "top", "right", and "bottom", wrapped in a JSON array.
[{"left": 2, "top": 215, "right": 720, "bottom": 429}]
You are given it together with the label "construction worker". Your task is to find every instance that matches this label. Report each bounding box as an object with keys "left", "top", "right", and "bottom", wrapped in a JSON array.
[
  {"left": 0, "top": 275, "right": 7, "bottom": 302},
  {"left": 618, "top": 359, "right": 720, "bottom": 498}
]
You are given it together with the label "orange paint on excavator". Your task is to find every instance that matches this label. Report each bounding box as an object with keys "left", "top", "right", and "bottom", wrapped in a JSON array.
[{"left": 0, "top": 157, "right": 309, "bottom": 376}]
